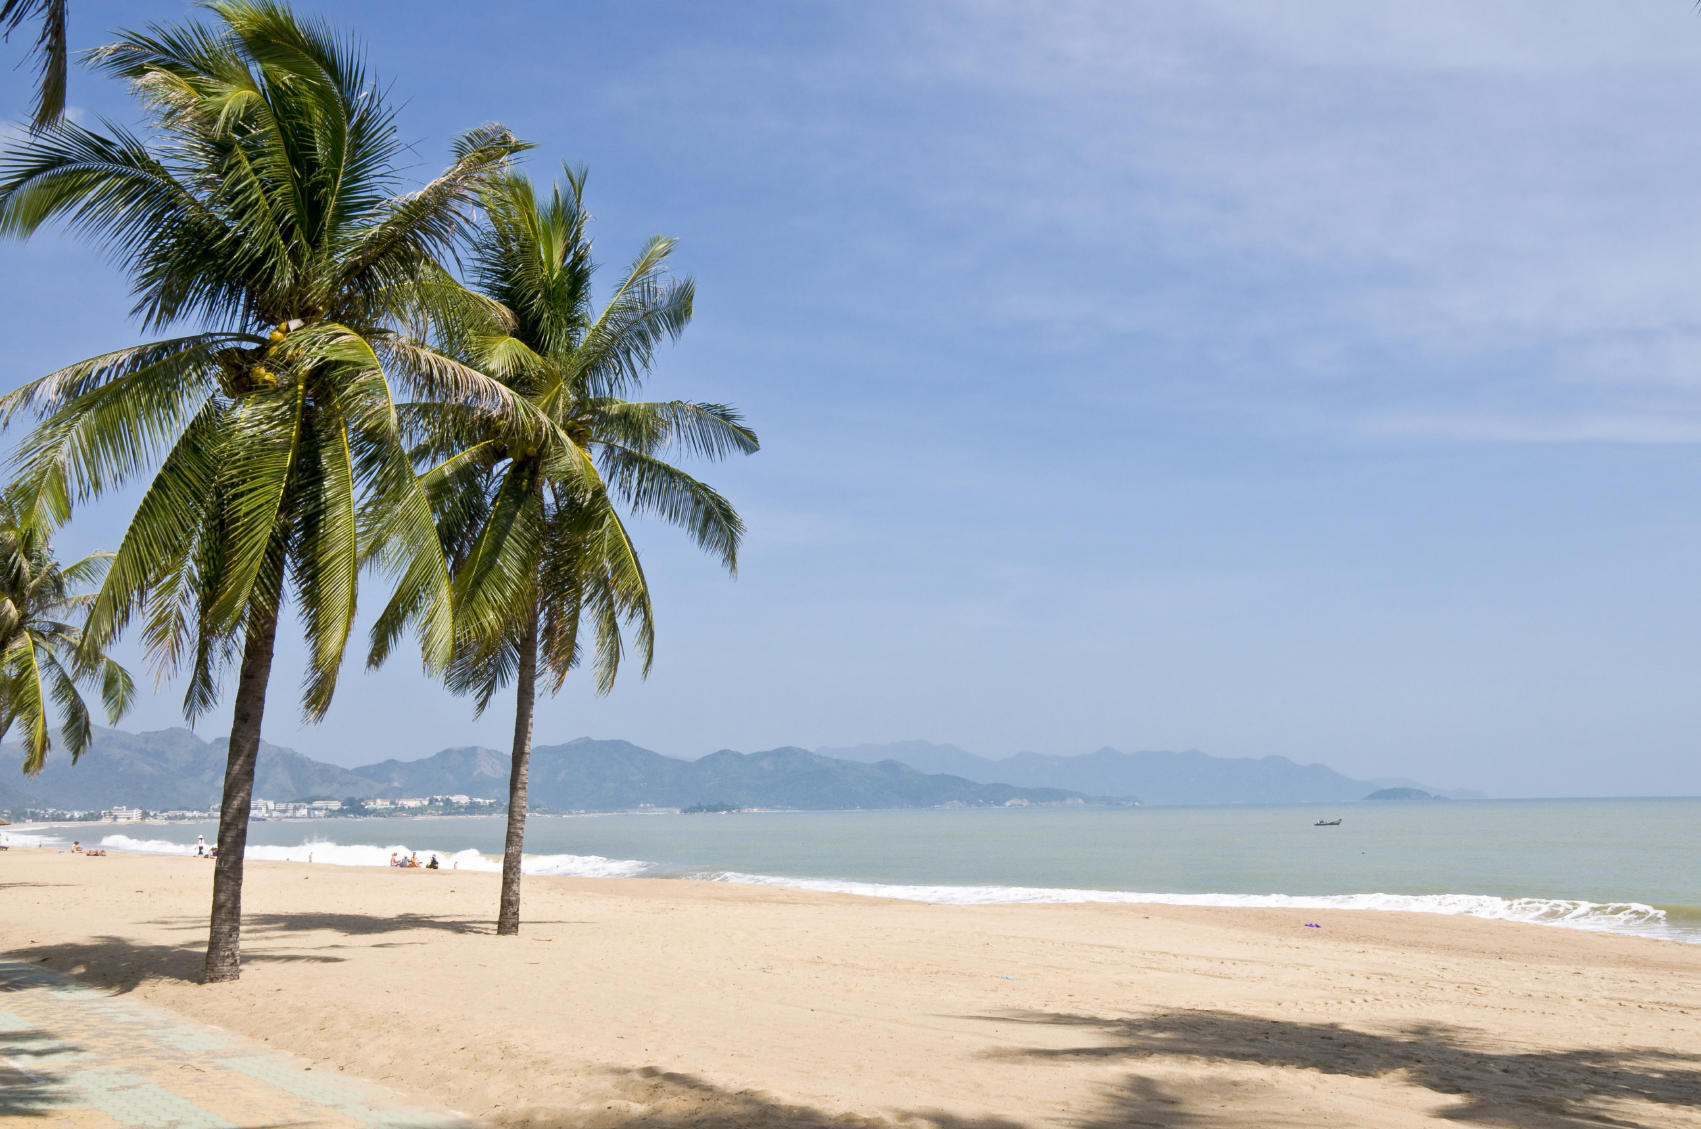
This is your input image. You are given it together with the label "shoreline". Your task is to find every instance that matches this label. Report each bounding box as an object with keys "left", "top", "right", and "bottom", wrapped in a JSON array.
[
  {"left": 13, "top": 821, "right": 1698, "bottom": 947},
  {"left": 5, "top": 849, "right": 1700, "bottom": 1127}
]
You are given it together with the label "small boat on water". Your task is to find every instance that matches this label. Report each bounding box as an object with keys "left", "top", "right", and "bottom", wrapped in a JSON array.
[{"left": 1314, "top": 818, "right": 1342, "bottom": 826}]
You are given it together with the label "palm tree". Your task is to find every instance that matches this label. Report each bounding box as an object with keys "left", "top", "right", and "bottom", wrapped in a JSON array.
[
  {"left": 0, "top": 1, "right": 531, "bottom": 980},
  {"left": 0, "top": 489, "right": 134, "bottom": 774},
  {"left": 387, "top": 168, "right": 757, "bottom": 935},
  {"left": 1, "top": 0, "right": 67, "bottom": 130}
]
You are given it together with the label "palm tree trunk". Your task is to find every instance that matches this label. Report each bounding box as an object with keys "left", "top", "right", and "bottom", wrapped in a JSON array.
[
  {"left": 203, "top": 602, "right": 281, "bottom": 983},
  {"left": 496, "top": 609, "right": 539, "bottom": 936}
]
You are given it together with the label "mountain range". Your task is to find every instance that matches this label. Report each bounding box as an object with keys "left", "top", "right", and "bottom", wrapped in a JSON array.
[
  {"left": 3, "top": 728, "right": 1458, "bottom": 815},
  {"left": 0, "top": 729, "right": 1087, "bottom": 814},
  {"left": 814, "top": 740, "right": 1467, "bottom": 805}
]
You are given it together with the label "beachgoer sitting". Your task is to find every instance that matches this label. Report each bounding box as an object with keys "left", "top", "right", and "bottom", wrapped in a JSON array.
[
  {"left": 408, "top": 852, "right": 420, "bottom": 868},
  {"left": 389, "top": 852, "right": 399, "bottom": 867},
  {"left": 71, "top": 841, "right": 81, "bottom": 852},
  {"left": 427, "top": 855, "right": 439, "bottom": 870}
]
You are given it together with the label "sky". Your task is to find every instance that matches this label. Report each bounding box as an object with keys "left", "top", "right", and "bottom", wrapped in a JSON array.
[{"left": 3, "top": 1, "right": 1701, "bottom": 797}]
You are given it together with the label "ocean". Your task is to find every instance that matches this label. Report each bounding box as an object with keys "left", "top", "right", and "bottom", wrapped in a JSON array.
[{"left": 17, "top": 797, "right": 1700, "bottom": 943}]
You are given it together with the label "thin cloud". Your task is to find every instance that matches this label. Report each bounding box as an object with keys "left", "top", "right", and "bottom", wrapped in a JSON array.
[{"left": 1358, "top": 412, "right": 1701, "bottom": 445}]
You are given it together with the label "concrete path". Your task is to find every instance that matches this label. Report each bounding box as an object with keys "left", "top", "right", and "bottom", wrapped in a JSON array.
[{"left": 0, "top": 959, "right": 477, "bottom": 1128}]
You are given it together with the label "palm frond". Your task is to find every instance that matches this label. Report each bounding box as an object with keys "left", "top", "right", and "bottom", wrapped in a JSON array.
[
  {"left": 2, "top": 633, "right": 51, "bottom": 773},
  {"left": 289, "top": 397, "right": 358, "bottom": 719},
  {"left": 1, "top": 0, "right": 68, "bottom": 130},
  {"left": 594, "top": 445, "right": 745, "bottom": 573},
  {"left": 4, "top": 337, "right": 229, "bottom": 525},
  {"left": 203, "top": 386, "right": 303, "bottom": 635},
  {"left": 592, "top": 399, "right": 759, "bottom": 460}
]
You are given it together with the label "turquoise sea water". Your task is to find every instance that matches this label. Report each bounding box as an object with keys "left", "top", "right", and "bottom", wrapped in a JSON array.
[{"left": 31, "top": 796, "right": 1701, "bottom": 943}]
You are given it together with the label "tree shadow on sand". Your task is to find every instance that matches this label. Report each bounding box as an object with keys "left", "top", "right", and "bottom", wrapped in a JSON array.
[
  {"left": 0, "top": 1027, "right": 84, "bottom": 1119},
  {"left": 238, "top": 911, "right": 494, "bottom": 937},
  {"left": 3, "top": 910, "right": 587, "bottom": 991},
  {"left": 481, "top": 1067, "right": 1037, "bottom": 1129},
  {"left": 0, "top": 935, "right": 342, "bottom": 991},
  {"left": 971, "top": 1008, "right": 1701, "bottom": 1129},
  {"left": 474, "top": 1066, "right": 1237, "bottom": 1129},
  {"left": 151, "top": 910, "right": 588, "bottom": 940}
]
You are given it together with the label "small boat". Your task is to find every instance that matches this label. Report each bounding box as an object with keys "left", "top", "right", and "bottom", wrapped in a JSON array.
[{"left": 1314, "top": 818, "right": 1342, "bottom": 826}]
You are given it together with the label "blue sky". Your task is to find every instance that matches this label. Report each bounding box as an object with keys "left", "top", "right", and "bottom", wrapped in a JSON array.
[{"left": 5, "top": 1, "right": 1701, "bottom": 796}]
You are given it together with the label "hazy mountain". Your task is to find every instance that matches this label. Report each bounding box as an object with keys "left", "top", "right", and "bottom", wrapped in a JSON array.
[
  {"left": 1, "top": 727, "right": 386, "bottom": 811},
  {"left": 355, "top": 739, "right": 1082, "bottom": 811},
  {"left": 816, "top": 741, "right": 1451, "bottom": 805},
  {"left": 1364, "top": 787, "right": 1444, "bottom": 802},
  {"left": 3, "top": 729, "right": 1087, "bottom": 814},
  {"left": 353, "top": 745, "right": 512, "bottom": 796},
  {"left": 682, "top": 747, "right": 1080, "bottom": 811},
  {"left": 815, "top": 741, "right": 993, "bottom": 780}
]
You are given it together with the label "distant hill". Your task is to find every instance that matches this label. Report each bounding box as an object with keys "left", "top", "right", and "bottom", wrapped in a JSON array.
[
  {"left": 818, "top": 741, "right": 1451, "bottom": 806},
  {"left": 6, "top": 726, "right": 1462, "bottom": 814},
  {"left": 0, "top": 727, "right": 385, "bottom": 812},
  {"left": 355, "top": 739, "right": 1083, "bottom": 811},
  {"left": 353, "top": 745, "right": 512, "bottom": 796},
  {"left": 816, "top": 741, "right": 993, "bottom": 781},
  {"left": 1364, "top": 787, "right": 1444, "bottom": 802},
  {"left": 2, "top": 730, "right": 1087, "bottom": 814}
]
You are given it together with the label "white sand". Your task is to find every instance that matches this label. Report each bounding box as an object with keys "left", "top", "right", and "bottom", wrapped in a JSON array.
[{"left": 6, "top": 848, "right": 1701, "bottom": 1127}]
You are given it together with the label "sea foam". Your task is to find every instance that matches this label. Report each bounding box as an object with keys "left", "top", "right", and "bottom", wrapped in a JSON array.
[
  {"left": 81, "top": 833, "right": 1685, "bottom": 942},
  {"left": 706, "top": 872, "right": 1675, "bottom": 938},
  {"left": 98, "top": 833, "right": 647, "bottom": 877},
  {"left": 1, "top": 829, "right": 64, "bottom": 848}
]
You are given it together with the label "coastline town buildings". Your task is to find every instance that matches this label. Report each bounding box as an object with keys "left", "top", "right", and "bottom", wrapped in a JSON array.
[{"left": 17, "top": 795, "right": 499, "bottom": 823}]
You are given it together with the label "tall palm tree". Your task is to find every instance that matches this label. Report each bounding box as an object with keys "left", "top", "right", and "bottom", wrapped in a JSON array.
[
  {"left": 386, "top": 169, "right": 757, "bottom": 935},
  {"left": 0, "top": 489, "right": 134, "bottom": 774},
  {"left": 1, "top": 0, "right": 67, "bottom": 130},
  {"left": 0, "top": 0, "right": 531, "bottom": 980}
]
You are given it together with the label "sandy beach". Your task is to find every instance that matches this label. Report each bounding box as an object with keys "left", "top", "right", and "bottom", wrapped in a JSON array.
[{"left": 5, "top": 848, "right": 1699, "bottom": 1127}]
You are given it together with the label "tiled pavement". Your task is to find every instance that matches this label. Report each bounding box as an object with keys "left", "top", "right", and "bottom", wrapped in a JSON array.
[{"left": 0, "top": 959, "right": 478, "bottom": 1128}]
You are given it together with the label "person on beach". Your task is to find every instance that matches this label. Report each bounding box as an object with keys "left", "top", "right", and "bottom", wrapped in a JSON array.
[
  {"left": 408, "top": 852, "right": 420, "bottom": 868},
  {"left": 196, "top": 834, "right": 205, "bottom": 857},
  {"left": 389, "top": 852, "right": 398, "bottom": 867},
  {"left": 427, "top": 855, "right": 439, "bottom": 869},
  {"left": 71, "top": 840, "right": 81, "bottom": 852}
]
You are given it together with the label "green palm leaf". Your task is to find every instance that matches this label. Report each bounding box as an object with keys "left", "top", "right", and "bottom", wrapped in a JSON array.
[
  {"left": 400, "top": 167, "right": 757, "bottom": 936},
  {"left": 0, "top": 490, "right": 135, "bottom": 775},
  {"left": 1, "top": 0, "right": 67, "bottom": 130},
  {"left": 0, "top": 0, "right": 524, "bottom": 980}
]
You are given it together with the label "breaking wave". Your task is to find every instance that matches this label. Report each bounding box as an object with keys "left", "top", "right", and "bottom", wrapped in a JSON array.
[
  {"left": 705, "top": 872, "right": 1679, "bottom": 939},
  {"left": 0, "top": 829, "right": 64, "bottom": 848},
  {"left": 97, "top": 834, "right": 648, "bottom": 877},
  {"left": 73, "top": 833, "right": 1689, "bottom": 942}
]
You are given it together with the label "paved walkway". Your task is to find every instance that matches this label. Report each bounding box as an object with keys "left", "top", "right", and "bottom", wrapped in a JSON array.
[{"left": 0, "top": 959, "right": 477, "bottom": 1128}]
